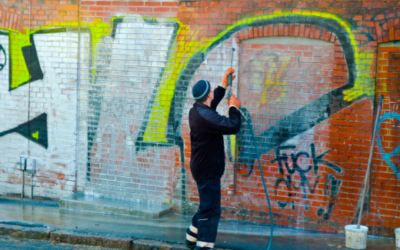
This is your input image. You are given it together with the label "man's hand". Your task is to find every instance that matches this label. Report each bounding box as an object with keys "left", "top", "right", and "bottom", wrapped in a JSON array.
[
  {"left": 220, "top": 67, "right": 236, "bottom": 88},
  {"left": 228, "top": 95, "right": 241, "bottom": 109}
]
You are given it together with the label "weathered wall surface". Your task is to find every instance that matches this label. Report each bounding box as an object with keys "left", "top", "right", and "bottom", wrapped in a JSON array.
[{"left": 1, "top": 0, "right": 400, "bottom": 237}]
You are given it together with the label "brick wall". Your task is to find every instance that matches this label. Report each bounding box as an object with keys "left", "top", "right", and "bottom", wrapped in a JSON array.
[{"left": 1, "top": 0, "right": 400, "bottom": 237}]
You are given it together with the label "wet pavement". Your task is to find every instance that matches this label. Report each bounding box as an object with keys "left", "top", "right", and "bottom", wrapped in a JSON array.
[
  {"left": 0, "top": 235, "right": 118, "bottom": 250},
  {"left": 0, "top": 198, "right": 395, "bottom": 249}
]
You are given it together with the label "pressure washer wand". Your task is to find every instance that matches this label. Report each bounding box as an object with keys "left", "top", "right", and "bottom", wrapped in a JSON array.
[{"left": 227, "top": 48, "right": 235, "bottom": 99}]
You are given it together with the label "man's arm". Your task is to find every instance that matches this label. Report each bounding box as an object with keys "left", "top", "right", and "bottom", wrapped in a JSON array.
[
  {"left": 210, "top": 68, "right": 236, "bottom": 110},
  {"left": 210, "top": 86, "right": 226, "bottom": 110},
  {"left": 198, "top": 107, "right": 241, "bottom": 135}
]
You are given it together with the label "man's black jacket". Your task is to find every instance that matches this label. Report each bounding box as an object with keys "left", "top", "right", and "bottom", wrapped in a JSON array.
[{"left": 189, "top": 86, "right": 241, "bottom": 180}]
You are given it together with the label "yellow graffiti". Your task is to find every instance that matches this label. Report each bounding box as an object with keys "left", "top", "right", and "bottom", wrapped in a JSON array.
[
  {"left": 142, "top": 20, "right": 203, "bottom": 142},
  {"left": 2, "top": 12, "right": 366, "bottom": 145},
  {"left": 32, "top": 131, "right": 39, "bottom": 140},
  {"left": 262, "top": 57, "right": 290, "bottom": 103},
  {"left": 31, "top": 19, "right": 111, "bottom": 79},
  {"left": 343, "top": 51, "right": 375, "bottom": 101},
  {"left": 4, "top": 19, "right": 111, "bottom": 90},
  {"left": 30, "top": 19, "right": 110, "bottom": 49},
  {"left": 9, "top": 29, "right": 31, "bottom": 90},
  {"left": 230, "top": 134, "right": 236, "bottom": 160},
  {"left": 142, "top": 10, "right": 363, "bottom": 143}
]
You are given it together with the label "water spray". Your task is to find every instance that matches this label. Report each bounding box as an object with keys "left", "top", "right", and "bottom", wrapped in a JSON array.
[{"left": 227, "top": 47, "right": 273, "bottom": 250}]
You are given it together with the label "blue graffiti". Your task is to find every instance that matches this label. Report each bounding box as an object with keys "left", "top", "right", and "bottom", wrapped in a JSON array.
[{"left": 377, "top": 112, "right": 400, "bottom": 178}]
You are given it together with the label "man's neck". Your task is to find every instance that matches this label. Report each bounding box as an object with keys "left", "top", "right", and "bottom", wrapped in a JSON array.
[
  {"left": 197, "top": 99, "right": 212, "bottom": 108},
  {"left": 203, "top": 99, "right": 212, "bottom": 107}
]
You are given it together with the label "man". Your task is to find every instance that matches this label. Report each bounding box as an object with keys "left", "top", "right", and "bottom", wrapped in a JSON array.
[{"left": 186, "top": 68, "right": 242, "bottom": 250}]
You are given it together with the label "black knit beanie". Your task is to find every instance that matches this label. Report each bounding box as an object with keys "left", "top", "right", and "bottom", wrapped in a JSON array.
[{"left": 192, "top": 80, "right": 211, "bottom": 101}]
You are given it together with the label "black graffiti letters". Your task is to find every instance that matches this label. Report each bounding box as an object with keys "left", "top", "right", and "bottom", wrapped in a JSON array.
[
  {"left": 272, "top": 143, "right": 342, "bottom": 213},
  {"left": 0, "top": 45, "right": 6, "bottom": 72}
]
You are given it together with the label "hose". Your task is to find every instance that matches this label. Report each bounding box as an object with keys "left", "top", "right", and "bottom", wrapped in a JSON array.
[
  {"left": 239, "top": 110, "right": 273, "bottom": 250},
  {"left": 227, "top": 49, "right": 273, "bottom": 248}
]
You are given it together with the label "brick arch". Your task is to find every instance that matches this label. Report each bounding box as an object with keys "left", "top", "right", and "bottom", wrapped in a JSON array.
[
  {"left": 238, "top": 24, "right": 338, "bottom": 44},
  {"left": 374, "top": 12, "right": 400, "bottom": 43}
]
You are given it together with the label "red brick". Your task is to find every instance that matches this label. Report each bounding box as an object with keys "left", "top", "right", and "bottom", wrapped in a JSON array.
[
  {"left": 239, "top": 30, "right": 244, "bottom": 40},
  {"left": 137, "top": 7, "right": 153, "bottom": 12},
  {"left": 395, "top": 18, "right": 400, "bottom": 30},
  {"left": 97, "top": 1, "right": 111, "bottom": 5},
  {"left": 89, "top": 6, "right": 104, "bottom": 11},
  {"left": 289, "top": 24, "right": 294, "bottom": 36},
  {"left": 41, "top": 5, "right": 56, "bottom": 10},
  {"left": 396, "top": 29, "right": 400, "bottom": 40},
  {"left": 145, "top": 2, "right": 160, "bottom": 6},
  {"left": 254, "top": 26, "right": 259, "bottom": 38},
  {"left": 249, "top": 27, "right": 254, "bottom": 38},
  {"left": 154, "top": 7, "right": 169, "bottom": 12},
  {"left": 284, "top": 24, "right": 289, "bottom": 36},
  {"left": 294, "top": 24, "right": 299, "bottom": 37},
  {"left": 278, "top": 23, "right": 283, "bottom": 36},
  {"left": 330, "top": 33, "right": 336, "bottom": 43},
  {"left": 258, "top": 26, "right": 263, "bottom": 37},
  {"left": 251, "top": 44, "right": 268, "bottom": 49},
  {"left": 315, "top": 27, "right": 321, "bottom": 39},
  {"left": 81, "top": 1, "right": 95, "bottom": 5},
  {"left": 244, "top": 28, "right": 249, "bottom": 39},
  {"left": 129, "top": 2, "right": 144, "bottom": 6},
  {"left": 289, "top": 45, "right": 309, "bottom": 50},
  {"left": 309, "top": 25, "right": 316, "bottom": 39},
  {"left": 273, "top": 25, "right": 278, "bottom": 36},
  {"left": 162, "top": 2, "right": 178, "bottom": 7},
  {"left": 224, "top": 8, "right": 241, "bottom": 13},
  {"left": 325, "top": 31, "right": 332, "bottom": 42},
  {"left": 389, "top": 19, "right": 395, "bottom": 41},
  {"left": 305, "top": 25, "right": 310, "bottom": 38},
  {"left": 299, "top": 24, "right": 305, "bottom": 37},
  {"left": 95, "top": 11, "right": 111, "bottom": 17},
  {"left": 319, "top": 29, "right": 326, "bottom": 41},
  {"left": 263, "top": 26, "right": 268, "bottom": 37},
  {"left": 376, "top": 22, "right": 383, "bottom": 43},
  {"left": 63, "top": 6, "right": 78, "bottom": 11},
  {"left": 380, "top": 47, "right": 400, "bottom": 53}
]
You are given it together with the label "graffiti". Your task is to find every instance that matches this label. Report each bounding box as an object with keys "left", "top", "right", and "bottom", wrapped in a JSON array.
[
  {"left": 0, "top": 44, "right": 6, "bottom": 71},
  {"left": 261, "top": 56, "right": 290, "bottom": 104},
  {"left": 272, "top": 143, "right": 342, "bottom": 215},
  {"left": 139, "top": 11, "right": 369, "bottom": 148},
  {"left": 377, "top": 112, "right": 400, "bottom": 178},
  {"left": 0, "top": 1, "right": 399, "bottom": 234},
  {"left": 1, "top": 19, "right": 111, "bottom": 93},
  {"left": 318, "top": 175, "right": 342, "bottom": 220},
  {"left": 0, "top": 113, "right": 48, "bottom": 149},
  {"left": 9, "top": 30, "right": 44, "bottom": 90},
  {"left": 235, "top": 85, "right": 356, "bottom": 177}
]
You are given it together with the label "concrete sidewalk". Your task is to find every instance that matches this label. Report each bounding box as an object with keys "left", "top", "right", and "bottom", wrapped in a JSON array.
[{"left": 0, "top": 197, "right": 394, "bottom": 250}]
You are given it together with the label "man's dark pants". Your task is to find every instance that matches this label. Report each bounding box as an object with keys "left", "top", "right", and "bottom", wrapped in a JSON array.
[{"left": 186, "top": 177, "right": 221, "bottom": 250}]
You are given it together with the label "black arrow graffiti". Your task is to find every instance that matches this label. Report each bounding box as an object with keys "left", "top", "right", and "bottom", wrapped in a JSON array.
[
  {"left": 0, "top": 113, "right": 48, "bottom": 149},
  {"left": 0, "top": 44, "right": 6, "bottom": 72},
  {"left": 236, "top": 87, "right": 360, "bottom": 176}
]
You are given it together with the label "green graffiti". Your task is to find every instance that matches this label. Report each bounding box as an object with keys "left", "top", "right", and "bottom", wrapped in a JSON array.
[{"left": 32, "top": 131, "right": 39, "bottom": 140}]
